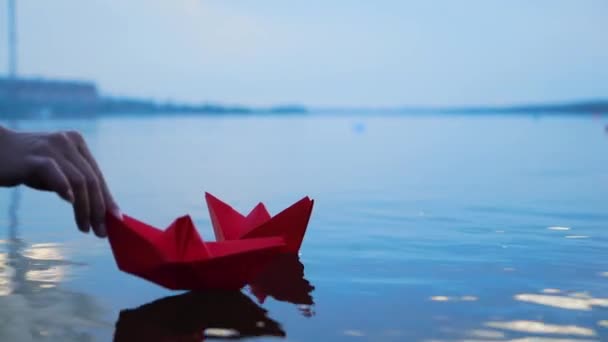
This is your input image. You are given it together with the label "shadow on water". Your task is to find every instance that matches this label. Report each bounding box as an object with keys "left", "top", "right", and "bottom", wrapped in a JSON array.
[
  {"left": 114, "top": 290, "right": 285, "bottom": 341},
  {"left": 248, "top": 254, "right": 316, "bottom": 317},
  {"left": 0, "top": 186, "right": 106, "bottom": 341},
  {"left": 115, "top": 254, "right": 316, "bottom": 341}
]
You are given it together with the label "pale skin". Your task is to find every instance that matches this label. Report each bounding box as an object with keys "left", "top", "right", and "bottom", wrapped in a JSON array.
[{"left": 0, "top": 125, "right": 120, "bottom": 238}]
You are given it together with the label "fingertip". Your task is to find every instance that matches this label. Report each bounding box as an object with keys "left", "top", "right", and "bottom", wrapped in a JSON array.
[
  {"left": 109, "top": 206, "right": 123, "bottom": 220},
  {"left": 93, "top": 223, "right": 108, "bottom": 238},
  {"left": 66, "top": 189, "right": 75, "bottom": 203},
  {"left": 55, "top": 187, "right": 74, "bottom": 204},
  {"left": 77, "top": 220, "right": 91, "bottom": 234}
]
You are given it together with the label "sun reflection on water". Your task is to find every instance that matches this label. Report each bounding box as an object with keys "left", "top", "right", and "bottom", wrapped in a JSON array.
[
  {"left": 454, "top": 285, "right": 608, "bottom": 342},
  {"left": 468, "top": 329, "right": 505, "bottom": 339},
  {"left": 514, "top": 293, "right": 608, "bottom": 311},
  {"left": 25, "top": 267, "right": 67, "bottom": 286},
  {"left": 0, "top": 240, "right": 107, "bottom": 340},
  {"left": 0, "top": 187, "right": 106, "bottom": 341},
  {"left": 1, "top": 241, "right": 71, "bottom": 293},
  {"left": 565, "top": 235, "right": 590, "bottom": 239},
  {"left": 485, "top": 320, "right": 596, "bottom": 337},
  {"left": 430, "top": 295, "right": 478, "bottom": 302},
  {"left": 0, "top": 253, "right": 14, "bottom": 296},
  {"left": 542, "top": 288, "right": 561, "bottom": 294},
  {"left": 343, "top": 329, "right": 365, "bottom": 337},
  {"left": 22, "top": 243, "right": 66, "bottom": 261}
]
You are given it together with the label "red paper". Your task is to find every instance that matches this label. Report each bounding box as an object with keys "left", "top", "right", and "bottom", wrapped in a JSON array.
[
  {"left": 106, "top": 213, "right": 286, "bottom": 290},
  {"left": 205, "top": 193, "right": 314, "bottom": 253}
]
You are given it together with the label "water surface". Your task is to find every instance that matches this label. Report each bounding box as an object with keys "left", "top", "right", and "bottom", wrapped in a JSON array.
[{"left": 0, "top": 113, "right": 607, "bottom": 341}]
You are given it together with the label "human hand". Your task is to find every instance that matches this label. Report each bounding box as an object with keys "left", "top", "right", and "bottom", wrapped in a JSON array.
[{"left": 0, "top": 126, "right": 120, "bottom": 237}]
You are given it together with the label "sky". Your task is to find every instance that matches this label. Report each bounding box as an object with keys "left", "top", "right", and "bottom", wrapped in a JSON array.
[{"left": 0, "top": 0, "right": 607, "bottom": 107}]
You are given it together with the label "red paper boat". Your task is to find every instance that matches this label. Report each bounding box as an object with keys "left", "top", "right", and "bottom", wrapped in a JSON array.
[
  {"left": 105, "top": 213, "right": 285, "bottom": 290},
  {"left": 205, "top": 193, "right": 314, "bottom": 253}
]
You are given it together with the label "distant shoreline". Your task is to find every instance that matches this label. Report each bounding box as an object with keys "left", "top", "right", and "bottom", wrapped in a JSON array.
[
  {"left": 312, "top": 100, "right": 608, "bottom": 116},
  {"left": 1, "top": 77, "right": 606, "bottom": 118},
  {"left": 2, "top": 99, "right": 606, "bottom": 119}
]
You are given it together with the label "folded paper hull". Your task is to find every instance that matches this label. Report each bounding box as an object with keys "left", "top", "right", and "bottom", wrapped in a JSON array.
[
  {"left": 136, "top": 247, "right": 283, "bottom": 290},
  {"left": 106, "top": 213, "right": 286, "bottom": 290}
]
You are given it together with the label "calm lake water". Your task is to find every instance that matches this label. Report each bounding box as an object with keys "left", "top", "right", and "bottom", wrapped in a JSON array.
[{"left": 0, "top": 113, "right": 607, "bottom": 341}]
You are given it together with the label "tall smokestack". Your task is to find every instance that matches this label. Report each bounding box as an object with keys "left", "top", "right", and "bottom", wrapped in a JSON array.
[{"left": 8, "top": 0, "right": 17, "bottom": 78}]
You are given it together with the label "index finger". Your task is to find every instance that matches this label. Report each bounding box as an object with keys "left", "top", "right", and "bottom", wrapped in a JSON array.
[{"left": 66, "top": 131, "right": 121, "bottom": 218}]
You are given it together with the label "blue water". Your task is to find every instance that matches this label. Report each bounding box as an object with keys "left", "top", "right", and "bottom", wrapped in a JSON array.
[{"left": 0, "top": 114, "right": 607, "bottom": 341}]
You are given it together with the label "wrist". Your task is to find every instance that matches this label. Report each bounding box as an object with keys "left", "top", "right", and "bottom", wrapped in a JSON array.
[
  {"left": 0, "top": 126, "right": 19, "bottom": 154},
  {"left": 0, "top": 126, "right": 9, "bottom": 143},
  {"left": 0, "top": 125, "right": 15, "bottom": 140},
  {"left": 0, "top": 125, "right": 17, "bottom": 187}
]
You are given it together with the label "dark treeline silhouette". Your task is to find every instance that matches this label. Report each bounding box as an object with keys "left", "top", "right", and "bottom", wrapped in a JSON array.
[
  {"left": 2, "top": 77, "right": 605, "bottom": 119},
  {"left": 444, "top": 99, "right": 608, "bottom": 115},
  {"left": 0, "top": 77, "right": 307, "bottom": 118}
]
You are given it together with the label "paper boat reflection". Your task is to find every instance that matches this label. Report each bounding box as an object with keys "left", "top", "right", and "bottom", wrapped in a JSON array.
[
  {"left": 249, "top": 254, "right": 315, "bottom": 308},
  {"left": 114, "top": 290, "right": 285, "bottom": 341}
]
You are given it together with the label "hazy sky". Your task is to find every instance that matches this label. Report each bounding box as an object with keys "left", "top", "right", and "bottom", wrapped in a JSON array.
[{"left": 1, "top": 0, "right": 607, "bottom": 107}]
